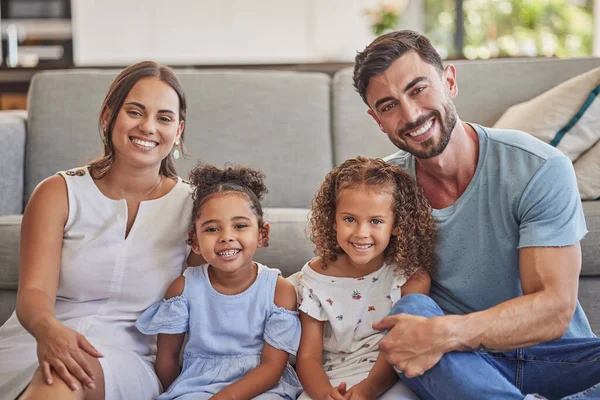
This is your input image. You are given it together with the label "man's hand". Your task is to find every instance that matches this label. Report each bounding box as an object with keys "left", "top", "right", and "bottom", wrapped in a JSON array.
[{"left": 373, "top": 314, "right": 454, "bottom": 377}]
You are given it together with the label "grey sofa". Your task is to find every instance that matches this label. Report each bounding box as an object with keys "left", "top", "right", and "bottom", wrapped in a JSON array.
[{"left": 1, "top": 58, "right": 599, "bottom": 336}]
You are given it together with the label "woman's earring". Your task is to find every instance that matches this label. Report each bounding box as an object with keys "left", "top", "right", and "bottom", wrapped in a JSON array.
[
  {"left": 173, "top": 140, "right": 180, "bottom": 160},
  {"left": 102, "top": 130, "right": 108, "bottom": 146}
]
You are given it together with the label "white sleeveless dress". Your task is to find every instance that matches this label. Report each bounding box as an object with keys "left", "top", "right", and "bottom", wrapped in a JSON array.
[{"left": 0, "top": 166, "right": 192, "bottom": 400}]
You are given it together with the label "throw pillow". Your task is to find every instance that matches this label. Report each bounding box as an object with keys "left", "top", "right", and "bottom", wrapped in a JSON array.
[
  {"left": 574, "top": 141, "right": 600, "bottom": 201},
  {"left": 493, "top": 66, "right": 600, "bottom": 200},
  {"left": 493, "top": 66, "right": 600, "bottom": 162}
]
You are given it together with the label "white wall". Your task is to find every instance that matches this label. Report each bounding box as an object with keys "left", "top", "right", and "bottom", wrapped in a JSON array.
[{"left": 72, "top": 0, "right": 423, "bottom": 66}]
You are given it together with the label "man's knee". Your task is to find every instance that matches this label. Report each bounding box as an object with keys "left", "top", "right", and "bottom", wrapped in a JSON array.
[{"left": 390, "top": 294, "right": 444, "bottom": 318}]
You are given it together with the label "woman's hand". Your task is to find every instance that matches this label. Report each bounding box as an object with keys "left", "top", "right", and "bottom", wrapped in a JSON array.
[{"left": 34, "top": 319, "right": 103, "bottom": 391}]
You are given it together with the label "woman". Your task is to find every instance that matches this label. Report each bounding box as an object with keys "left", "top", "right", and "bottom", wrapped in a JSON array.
[{"left": 0, "top": 61, "right": 197, "bottom": 400}]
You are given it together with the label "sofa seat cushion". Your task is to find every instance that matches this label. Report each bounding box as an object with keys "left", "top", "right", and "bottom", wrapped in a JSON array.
[
  {"left": 255, "top": 208, "right": 314, "bottom": 277},
  {"left": 0, "top": 215, "right": 21, "bottom": 290}
]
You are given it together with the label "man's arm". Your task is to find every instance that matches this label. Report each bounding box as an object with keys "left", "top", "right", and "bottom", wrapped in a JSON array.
[
  {"left": 449, "top": 243, "right": 580, "bottom": 351},
  {"left": 375, "top": 243, "right": 581, "bottom": 377}
]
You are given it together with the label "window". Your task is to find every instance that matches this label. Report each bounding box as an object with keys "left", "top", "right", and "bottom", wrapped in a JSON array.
[{"left": 425, "top": 0, "right": 595, "bottom": 59}]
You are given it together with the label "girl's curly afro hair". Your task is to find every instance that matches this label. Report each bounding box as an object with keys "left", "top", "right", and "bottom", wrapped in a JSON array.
[
  {"left": 188, "top": 161, "right": 269, "bottom": 246},
  {"left": 309, "top": 156, "right": 436, "bottom": 278}
]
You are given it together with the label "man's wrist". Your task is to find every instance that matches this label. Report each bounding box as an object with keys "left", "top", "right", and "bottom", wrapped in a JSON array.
[
  {"left": 440, "top": 313, "right": 499, "bottom": 353},
  {"left": 434, "top": 314, "right": 468, "bottom": 353}
]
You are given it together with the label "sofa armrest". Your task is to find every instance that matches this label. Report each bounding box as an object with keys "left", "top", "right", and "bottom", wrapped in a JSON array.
[{"left": 0, "top": 110, "right": 27, "bottom": 216}]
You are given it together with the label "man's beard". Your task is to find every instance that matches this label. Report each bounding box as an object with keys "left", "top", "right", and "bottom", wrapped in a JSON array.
[{"left": 390, "top": 101, "right": 458, "bottom": 160}]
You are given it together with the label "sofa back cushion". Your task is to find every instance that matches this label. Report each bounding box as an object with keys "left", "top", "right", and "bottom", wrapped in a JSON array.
[
  {"left": 25, "top": 70, "right": 333, "bottom": 208},
  {"left": 331, "top": 57, "right": 600, "bottom": 166}
]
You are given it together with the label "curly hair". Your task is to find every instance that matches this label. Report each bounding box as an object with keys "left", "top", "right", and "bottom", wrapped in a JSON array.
[
  {"left": 310, "top": 157, "right": 436, "bottom": 278},
  {"left": 188, "top": 161, "right": 269, "bottom": 246}
]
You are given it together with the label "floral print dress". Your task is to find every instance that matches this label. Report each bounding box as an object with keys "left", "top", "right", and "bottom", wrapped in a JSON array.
[{"left": 289, "top": 262, "right": 406, "bottom": 380}]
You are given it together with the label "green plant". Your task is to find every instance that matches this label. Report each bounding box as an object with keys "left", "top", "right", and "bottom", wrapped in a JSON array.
[
  {"left": 365, "top": 1, "right": 407, "bottom": 36},
  {"left": 425, "top": 0, "right": 594, "bottom": 59}
]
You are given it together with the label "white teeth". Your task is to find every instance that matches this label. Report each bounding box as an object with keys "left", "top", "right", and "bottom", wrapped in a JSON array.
[
  {"left": 352, "top": 243, "right": 373, "bottom": 249},
  {"left": 131, "top": 138, "right": 158, "bottom": 148},
  {"left": 409, "top": 120, "right": 433, "bottom": 137},
  {"left": 218, "top": 249, "right": 240, "bottom": 257}
]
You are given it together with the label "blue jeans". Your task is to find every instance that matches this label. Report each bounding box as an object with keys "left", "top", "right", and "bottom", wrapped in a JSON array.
[{"left": 390, "top": 294, "right": 600, "bottom": 400}]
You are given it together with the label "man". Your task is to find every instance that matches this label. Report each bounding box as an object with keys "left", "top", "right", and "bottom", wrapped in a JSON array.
[{"left": 353, "top": 30, "right": 600, "bottom": 399}]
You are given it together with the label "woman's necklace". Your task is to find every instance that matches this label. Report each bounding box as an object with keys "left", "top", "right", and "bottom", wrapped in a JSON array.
[{"left": 144, "top": 175, "right": 163, "bottom": 200}]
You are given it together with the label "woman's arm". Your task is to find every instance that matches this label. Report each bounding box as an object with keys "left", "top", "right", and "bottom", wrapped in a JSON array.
[
  {"left": 213, "top": 277, "right": 298, "bottom": 400},
  {"left": 155, "top": 276, "right": 186, "bottom": 390},
  {"left": 17, "top": 176, "right": 102, "bottom": 390}
]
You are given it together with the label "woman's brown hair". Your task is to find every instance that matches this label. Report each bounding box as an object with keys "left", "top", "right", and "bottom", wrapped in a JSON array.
[
  {"left": 89, "top": 61, "right": 187, "bottom": 179},
  {"left": 310, "top": 156, "right": 436, "bottom": 278}
]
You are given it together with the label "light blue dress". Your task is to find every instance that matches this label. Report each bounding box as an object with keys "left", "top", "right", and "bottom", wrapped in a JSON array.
[{"left": 136, "top": 263, "right": 302, "bottom": 399}]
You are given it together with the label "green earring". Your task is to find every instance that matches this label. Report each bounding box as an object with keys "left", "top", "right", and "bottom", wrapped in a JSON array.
[
  {"left": 102, "top": 128, "right": 108, "bottom": 145},
  {"left": 173, "top": 140, "right": 180, "bottom": 159}
]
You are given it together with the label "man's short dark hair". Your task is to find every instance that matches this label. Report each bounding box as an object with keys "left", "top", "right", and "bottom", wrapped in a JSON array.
[{"left": 353, "top": 30, "right": 444, "bottom": 105}]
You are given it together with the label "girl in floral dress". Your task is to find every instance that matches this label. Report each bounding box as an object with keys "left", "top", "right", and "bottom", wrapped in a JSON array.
[
  {"left": 136, "top": 163, "right": 302, "bottom": 399},
  {"left": 290, "top": 157, "right": 437, "bottom": 400}
]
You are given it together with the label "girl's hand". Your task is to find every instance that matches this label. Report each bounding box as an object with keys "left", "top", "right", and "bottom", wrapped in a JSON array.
[
  {"left": 326, "top": 382, "right": 347, "bottom": 400},
  {"left": 343, "top": 381, "right": 377, "bottom": 400},
  {"left": 34, "top": 319, "right": 103, "bottom": 391}
]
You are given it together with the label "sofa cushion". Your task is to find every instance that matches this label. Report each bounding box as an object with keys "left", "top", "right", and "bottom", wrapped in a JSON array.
[
  {"left": 26, "top": 70, "right": 334, "bottom": 208},
  {"left": 581, "top": 201, "right": 600, "bottom": 277},
  {"left": 494, "top": 67, "right": 600, "bottom": 162},
  {"left": 494, "top": 67, "right": 600, "bottom": 200},
  {"left": 0, "top": 215, "right": 20, "bottom": 290},
  {"left": 175, "top": 71, "right": 333, "bottom": 208},
  {"left": 0, "top": 290, "right": 16, "bottom": 328},
  {"left": 0, "top": 111, "right": 26, "bottom": 216},
  {"left": 255, "top": 208, "right": 314, "bottom": 277},
  {"left": 574, "top": 141, "right": 600, "bottom": 201}
]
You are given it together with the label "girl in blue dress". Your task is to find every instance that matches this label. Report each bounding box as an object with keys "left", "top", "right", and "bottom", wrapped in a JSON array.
[{"left": 136, "top": 162, "right": 302, "bottom": 399}]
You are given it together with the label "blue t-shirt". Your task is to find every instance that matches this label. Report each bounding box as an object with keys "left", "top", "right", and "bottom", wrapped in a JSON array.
[{"left": 385, "top": 124, "right": 594, "bottom": 338}]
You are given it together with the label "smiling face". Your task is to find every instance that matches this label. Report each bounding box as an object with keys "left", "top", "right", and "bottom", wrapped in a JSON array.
[
  {"left": 334, "top": 185, "right": 396, "bottom": 273},
  {"left": 366, "top": 51, "right": 458, "bottom": 159},
  {"left": 108, "top": 76, "right": 184, "bottom": 169},
  {"left": 191, "top": 193, "right": 268, "bottom": 275}
]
